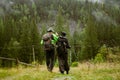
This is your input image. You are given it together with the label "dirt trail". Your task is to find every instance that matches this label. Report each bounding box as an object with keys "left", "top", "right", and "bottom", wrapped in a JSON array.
[
  {"left": 52, "top": 76, "right": 76, "bottom": 80},
  {"left": 1, "top": 65, "right": 77, "bottom": 80}
]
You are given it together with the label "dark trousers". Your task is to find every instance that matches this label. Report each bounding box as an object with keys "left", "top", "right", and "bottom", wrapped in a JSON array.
[
  {"left": 45, "top": 49, "right": 55, "bottom": 72},
  {"left": 57, "top": 48, "right": 70, "bottom": 74}
]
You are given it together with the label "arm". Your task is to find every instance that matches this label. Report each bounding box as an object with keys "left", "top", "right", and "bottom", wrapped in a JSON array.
[
  {"left": 40, "top": 40, "right": 44, "bottom": 45},
  {"left": 51, "top": 33, "right": 59, "bottom": 44},
  {"left": 53, "top": 33, "right": 58, "bottom": 42},
  {"left": 65, "top": 38, "right": 71, "bottom": 49}
]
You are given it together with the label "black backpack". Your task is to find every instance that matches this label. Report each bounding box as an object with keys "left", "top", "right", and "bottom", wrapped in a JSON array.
[{"left": 57, "top": 37, "right": 67, "bottom": 53}]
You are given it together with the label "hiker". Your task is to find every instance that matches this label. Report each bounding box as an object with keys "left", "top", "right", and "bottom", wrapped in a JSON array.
[
  {"left": 56, "top": 31, "right": 71, "bottom": 74},
  {"left": 41, "top": 27, "right": 58, "bottom": 72}
]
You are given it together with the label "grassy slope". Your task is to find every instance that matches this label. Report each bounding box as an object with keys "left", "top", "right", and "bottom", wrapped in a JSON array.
[{"left": 0, "top": 62, "right": 120, "bottom": 80}]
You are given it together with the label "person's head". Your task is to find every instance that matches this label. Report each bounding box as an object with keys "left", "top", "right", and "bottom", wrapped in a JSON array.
[
  {"left": 47, "top": 27, "right": 54, "bottom": 32},
  {"left": 61, "top": 31, "right": 66, "bottom": 36}
]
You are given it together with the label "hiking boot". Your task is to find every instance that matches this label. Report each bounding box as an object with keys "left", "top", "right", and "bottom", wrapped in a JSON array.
[
  {"left": 61, "top": 71, "right": 64, "bottom": 74},
  {"left": 48, "top": 68, "right": 52, "bottom": 72},
  {"left": 66, "top": 71, "right": 69, "bottom": 74}
]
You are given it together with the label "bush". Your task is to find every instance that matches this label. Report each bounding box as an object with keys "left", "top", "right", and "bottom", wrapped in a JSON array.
[
  {"left": 93, "top": 53, "right": 104, "bottom": 63},
  {"left": 93, "top": 44, "right": 107, "bottom": 63},
  {"left": 71, "top": 62, "right": 79, "bottom": 67}
]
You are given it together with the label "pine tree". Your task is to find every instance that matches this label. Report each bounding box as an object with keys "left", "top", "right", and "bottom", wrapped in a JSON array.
[
  {"left": 19, "top": 20, "right": 32, "bottom": 63},
  {"left": 30, "top": 20, "right": 44, "bottom": 64},
  {"left": 81, "top": 16, "right": 99, "bottom": 60},
  {"left": 55, "top": 6, "right": 64, "bottom": 32}
]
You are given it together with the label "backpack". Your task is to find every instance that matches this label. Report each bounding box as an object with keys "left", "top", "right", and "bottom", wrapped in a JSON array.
[
  {"left": 42, "top": 33, "right": 54, "bottom": 50},
  {"left": 57, "top": 37, "right": 67, "bottom": 53}
]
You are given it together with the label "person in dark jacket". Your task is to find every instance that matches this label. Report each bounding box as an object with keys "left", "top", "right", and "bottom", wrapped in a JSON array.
[
  {"left": 41, "top": 27, "right": 58, "bottom": 72},
  {"left": 56, "top": 31, "right": 71, "bottom": 74}
]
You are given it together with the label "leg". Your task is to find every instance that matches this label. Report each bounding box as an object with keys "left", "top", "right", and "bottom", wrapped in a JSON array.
[
  {"left": 64, "top": 62, "right": 69, "bottom": 74},
  {"left": 64, "top": 53, "right": 70, "bottom": 74},
  {"left": 49, "top": 49, "right": 55, "bottom": 72},
  {"left": 57, "top": 47, "right": 65, "bottom": 74},
  {"left": 58, "top": 57, "right": 65, "bottom": 74},
  {"left": 45, "top": 50, "right": 51, "bottom": 71}
]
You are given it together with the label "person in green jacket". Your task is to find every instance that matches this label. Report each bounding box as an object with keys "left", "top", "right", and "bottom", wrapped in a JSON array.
[{"left": 41, "top": 27, "right": 58, "bottom": 72}]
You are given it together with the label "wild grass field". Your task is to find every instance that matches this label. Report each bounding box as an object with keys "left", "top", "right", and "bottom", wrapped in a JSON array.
[{"left": 0, "top": 62, "right": 120, "bottom": 80}]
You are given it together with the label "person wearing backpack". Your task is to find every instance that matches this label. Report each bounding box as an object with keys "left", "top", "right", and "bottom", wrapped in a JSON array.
[
  {"left": 41, "top": 27, "right": 58, "bottom": 72},
  {"left": 56, "top": 31, "right": 71, "bottom": 74}
]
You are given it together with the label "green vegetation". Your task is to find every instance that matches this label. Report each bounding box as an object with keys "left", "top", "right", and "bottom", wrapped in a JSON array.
[
  {"left": 0, "top": 0, "right": 120, "bottom": 67},
  {"left": 71, "top": 62, "right": 79, "bottom": 67},
  {"left": 0, "top": 1, "right": 120, "bottom": 79},
  {"left": 0, "top": 62, "right": 120, "bottom": 80}
]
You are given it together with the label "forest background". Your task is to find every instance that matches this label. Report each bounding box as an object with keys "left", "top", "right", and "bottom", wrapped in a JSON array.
[{"left": 0, "top": 0, "right": 120, "bottom": 67}]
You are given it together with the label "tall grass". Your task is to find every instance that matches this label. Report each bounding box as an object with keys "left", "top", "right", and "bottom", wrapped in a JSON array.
[{"left": 0, "top": 62, "right": 120, "bottom": 80}]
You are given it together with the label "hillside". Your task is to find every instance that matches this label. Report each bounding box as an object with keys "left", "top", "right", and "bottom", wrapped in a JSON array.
[{"left": 0, "top": 0, "right": 120, "bottom": 67}]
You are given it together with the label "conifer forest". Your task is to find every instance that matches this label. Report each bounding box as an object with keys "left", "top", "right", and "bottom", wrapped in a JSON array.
[{"left": 0, "top": 0, "right": 120, "bottom": 67}]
